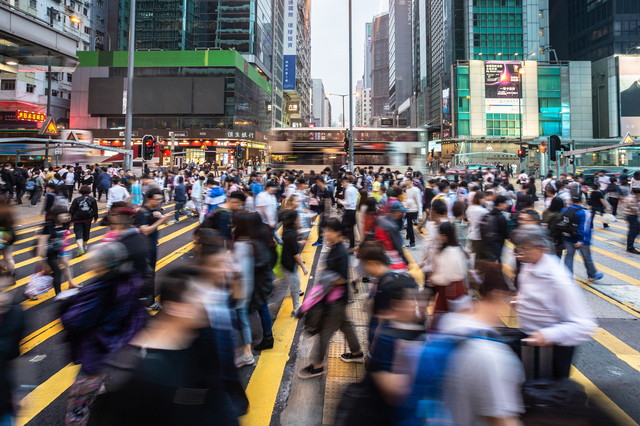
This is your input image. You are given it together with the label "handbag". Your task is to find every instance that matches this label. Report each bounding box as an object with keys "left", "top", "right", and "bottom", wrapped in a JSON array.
[{"left": 25, "top": 264, "right": 53, "bottom": 300}]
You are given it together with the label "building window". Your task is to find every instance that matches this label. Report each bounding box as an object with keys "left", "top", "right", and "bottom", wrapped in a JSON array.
[
  {"left": 97, "top": 0, "right": 103, "bottom": 7},
  {"left": 52, "top": 89, "right": 59, "bottom": 97},
  {"left": 1, "top": 81, "right": 15, "bottom": 91},
  {"left": 83, "top": 7, "right": 88, "bottom": 16},
  {"left": 67, "top": 73, "right": 72, "bottom": 82},
  {"left": 26, "top": 84, "right": 36, "bottom": 93},
  {"left": 84, "top": 26, "right": 91, "bottom": 35},
  {"left": 539, "top": 10, "right": 543, "bottom": 19},
  {"left": 29, "top": 0, "right": 36, "bottom": 8},
  {"left": 539, "top": 29, "right": 544, "bottom": 37}
]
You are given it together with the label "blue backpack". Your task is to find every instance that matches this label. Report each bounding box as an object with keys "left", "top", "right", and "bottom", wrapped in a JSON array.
[{"left": 398, "top": 331, "right": 503, "bottom": 426}]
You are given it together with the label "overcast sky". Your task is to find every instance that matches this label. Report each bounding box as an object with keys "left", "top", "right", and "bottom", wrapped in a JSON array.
[{"left": 310, "top": 0, "right": 388, "bottom": 124}]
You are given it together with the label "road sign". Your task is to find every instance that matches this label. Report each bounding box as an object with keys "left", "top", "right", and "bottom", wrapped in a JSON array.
[
  {"left": 54, "top": 148, "right": 62, "bottom": 155},
  {"left": 38, "top": 116, "right": 59, "bottom": 136},
  {"left": 620, "top": 132, "right": 635, "bottom": 144}
]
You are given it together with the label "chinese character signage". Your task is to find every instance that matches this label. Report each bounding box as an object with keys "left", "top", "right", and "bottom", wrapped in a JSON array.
[
  {"left": 17, "top": 110, "right": 46, "bottom": 122},
  {"left": 484, "top": 61, "right": 522, "bottom": 114},
  {"left": 283, "top": 0, "right": 297, "bottom": 91},
  {"left": 286, "top": 102, "right": 300, "bottom": 115}
]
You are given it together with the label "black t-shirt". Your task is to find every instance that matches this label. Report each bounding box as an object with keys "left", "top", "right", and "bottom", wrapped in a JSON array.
[
  {"left": 134, "top": 206, "right": 160, "bottom": 246},
  {"left": 281, "top": 228, "right": 300, "bottom": 272},
  {"left": 326, "top": 242, "right": 349, "bottom": 303},
  {"left": 42, "top": 222, "right": 66, "bottom": 253},
  {"left": 590, "top": 190, "right": 605, "bottom": 209}
]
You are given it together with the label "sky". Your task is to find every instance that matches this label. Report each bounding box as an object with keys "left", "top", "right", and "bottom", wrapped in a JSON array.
[{"left": 310, "top": 0, "right": 388, "bottom": 125}]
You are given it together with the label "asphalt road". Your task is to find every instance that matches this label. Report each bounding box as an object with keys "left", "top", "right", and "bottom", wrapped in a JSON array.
[{"left": 6, "top": 202, "right": 640, "bottom": 426}]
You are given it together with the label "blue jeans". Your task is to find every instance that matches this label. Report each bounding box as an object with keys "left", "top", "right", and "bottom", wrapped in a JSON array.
[
  {"left": 235, "top": 306, "right": 252, "bottom": 346},
  {"left": 174, "top": 201, "right": 185, "bottom": 221},
  {"left": 564, "top": 241, "right": 598, "bottom": 278},
  {"left": 257, "top": 302, "right": 273, "bottom": 336},
  {"left": 628, "top": 215, "right": 639, "bottom": 250}
]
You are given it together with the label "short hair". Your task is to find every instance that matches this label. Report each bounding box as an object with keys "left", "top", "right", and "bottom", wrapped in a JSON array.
[
  {"left": 438, "top": 181, "right": 450, "bottom": 192},
  {"left": 472, "top": 191, "right": 485, "bottom": 205},
  {"left": 452, "top": 200, "right": 466, "bottom": 217},
  {"left": 159, "top": 266, "right": 201, "bottom": 304},
  {"left": 17, "top": 162, "right": 23, "bottom": 167},
  {"left": 510, "top": 225, "right": 552, "bottom": 251},
  {"left": 432, "top": 199, "right": 447, "bottom": 216},
  {"left": 228, "top": 191, "right": 246, "bottom": 202},
  {"left": 358, "top": 241, "right": 390, "bottom": 266},
  {"left": 145, "top": 188, "right": 163, "bottom": 201},
  {"left": 323, "top": 217, "right": 342, "bottom": 233},
  {"left": 495, "top": 195, "right": 507, "bottom": 206},
  {"left": 79, "top": 185, "right": 91, "bottom": 195},
  {"left": 112, "top": 177, "right": 120, "bottom": 185},
  {"left": 177, "top": 176, "right": 184, "bottom": 184},
  {"left": 265, "top": 181, "right": 277, "bottom": 189}
]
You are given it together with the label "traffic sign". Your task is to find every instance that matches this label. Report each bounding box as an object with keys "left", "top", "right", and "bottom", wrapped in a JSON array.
[
  {"left": 620, "top": 132, "right": 635, "bottom": 144},
  {"left": 38, "top": 116, "right": 59, "bottom": 136},
  {"left": 54, "top": 148, "right": 62, "bottom": 155}
]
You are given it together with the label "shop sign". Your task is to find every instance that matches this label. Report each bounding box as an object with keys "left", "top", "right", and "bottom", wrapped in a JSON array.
[
  {"left": 17, "top": 110, "right": 46, "bottom": 122},
  {"left": 286, "top": 102, "right": 300, "bottom": 115},
  {"left": 251, "top": 142, "right": 266, "bottom": 149},
  {"left": 225, "top": 130, "right": 255, "bottom": 140}
]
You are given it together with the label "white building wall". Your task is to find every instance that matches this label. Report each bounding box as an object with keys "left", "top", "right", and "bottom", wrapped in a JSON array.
[
  {"left": 522, "top": 60, "right": 539, "bottom": 139},
  {"left": 569, "top": 61, "right": 593, "bottom": 139}
]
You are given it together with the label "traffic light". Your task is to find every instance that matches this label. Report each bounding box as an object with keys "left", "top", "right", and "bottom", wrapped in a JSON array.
[
  {"left": 517, "top": 149, "right": 524, "bottom": 159},
  {"left": 343, "top": 135, "right": 350, "bottom": 154},
  {"left": 549, "top": 135, "right": 561, "bottom": 161},
  {"left": 142, "top": 135, "right": 155, "bottom": 161},
  {"left": 236, "top": 145, "right": 245, "bottom": 159}
]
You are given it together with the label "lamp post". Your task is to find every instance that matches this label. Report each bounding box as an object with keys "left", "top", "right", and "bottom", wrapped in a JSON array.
[
  {"left": 519, "top": 67, "right": 525, "bottom": 174},
  {"left": 124, "top": 0, "right": 136, "bottom": 171},
  {"left": 348, "top": 0, "right": 354, "bottom": 171},
  {"left": 326, "top": 93, "right": 348, "bottom": 128},
  {"left": 625, "top": 46, "right": 640, "bottom": 54}
]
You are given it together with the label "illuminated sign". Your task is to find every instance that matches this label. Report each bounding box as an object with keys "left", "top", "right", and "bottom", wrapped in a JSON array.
[
  {"left": 484, "top": 61, "right": 522, "bottom": 114},
  {"left": 286, "top": 102, "right": 300, "bottom": 115},
  {"left": 17, "top": 110, "right": 46, "bottom": 122},
  {"left": 621, "top": 132, "right": 635, "bottom": 144},
  {"left": 38, "top": 116, "right": 59, "bottom": 136}
]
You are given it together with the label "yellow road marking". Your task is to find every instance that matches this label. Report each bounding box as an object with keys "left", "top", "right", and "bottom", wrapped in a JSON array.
[
  {"left": 570, "top": 367, "right": 639, "bottom": 426},
  {"left": 16, "top": 363, "right": 81, "bottom": 426},
  {"left": 19, "top": 319, "right": 63, "bottom": 355},
  {"left": 576, "top": 279, "right": 640, "bottom": 318},
  {"left": 574, "top": 256, "right": 640, "bottom": 288},
  {"left": 593, "top": 226, "right": 627, "bottom": 240},
  {"left": 240, "top": 223, "right": 318, "bottom": 426},
  {"left": 592, "top": 234, "right": 626, "bottom": 249},
  {"left": 592, "top": 328, "right": 640, "bottom": 374}
]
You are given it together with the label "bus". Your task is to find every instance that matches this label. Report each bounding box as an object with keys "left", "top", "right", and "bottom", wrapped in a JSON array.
[{"left": 269, "top": 127, "right": 426, "bottom": 174}]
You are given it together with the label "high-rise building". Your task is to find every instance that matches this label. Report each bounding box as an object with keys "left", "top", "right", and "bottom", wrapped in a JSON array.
[
  {"left": 282, "top": 0, "right": 312, "bottom": 126},
  {"left": 388, "top": 0, "right": 413, "bottom": 113},
  {"left": 364, "top": 22, "right": 373, "bottom": 89},
  {"left": 323, "top": 96, "right": 332, "bottom": 127},
  {"left": 549, "top": 0, "right": 640, "bottom": 62},
  {"left": 311, "top": 79, "right": 326, "bottom": 126},
  {"left": 371, "top": 13, "right": 390, "bottom": 122},
  {"left": 355, "top": 79, "right": 363, "bottom": 126},
  {"left": 412, "top": 0, "right": 428, "bottom": 127},
  {"left": 272, "top": 0, "right": 285, "bottom": 128},
  {"left": 0, "top": 0, "right": 107, "bottom": 128}
]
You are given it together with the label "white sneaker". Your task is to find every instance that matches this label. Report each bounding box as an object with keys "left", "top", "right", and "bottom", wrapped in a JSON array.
[{"left": 235, "top": 354, "right": 255, "bottom": 368}]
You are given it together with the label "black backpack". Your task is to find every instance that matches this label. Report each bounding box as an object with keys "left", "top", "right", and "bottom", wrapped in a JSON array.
[
  {"left": 480, "top": 212, "right": 500, "bottom": 245},
  {"left": 12, "top": 169, "right": 25, "bottom": 186},
  {"left": 556, "top": 207, "right": 581, "bottom": 240},
  {"left": 75, "top": 196, "right": 94, "bottom": 221}
]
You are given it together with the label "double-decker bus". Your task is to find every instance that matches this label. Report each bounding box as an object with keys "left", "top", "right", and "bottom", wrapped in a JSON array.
[{"left": 269, "top": 127, "right": 426, "bottom": 174}]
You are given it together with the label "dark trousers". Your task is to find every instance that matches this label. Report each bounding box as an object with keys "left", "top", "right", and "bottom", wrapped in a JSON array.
[
  {"left": 140, "top": 248, "right": 158, "bottom": 307},
  {"left": 311, "top": 206, "right": 325, "bottom": 242},
  {"left": 97, "top": 189, "right": 107, "bottom": 202},
  {"left": 405, "top": 212, "right": 418, "bottom": 244},
  {"left": 490, "top": 242, "right": 504, "bottom": 263},
  {"left": 15, "top": 185, "right": 25, "bottom": 202},
  {"left": 47, "top": 251, "right": 62, "bottom": 294},
  {"left": 66, "top": 185, "right": 74, "bottom": 201},
  {"left": 312, "top": 301, "right": 361, "bottom": 364},
  {"left": 257, "top": 302, "right": 273, "bottom": 336},
  {"left": 30, "top": 187, "right": 42, "bottom": 206},
  {"left": 628, "top": 215, "right": 639, "bottom": 250},
  {"left": 73, "top": 221, "right": 91, "bottom": 242},
  {"left": 342, "top": 209, "right": 356, "bottom": 248},
  {"left": 609, "top": 197, "right": 619, "bottom": 216}
]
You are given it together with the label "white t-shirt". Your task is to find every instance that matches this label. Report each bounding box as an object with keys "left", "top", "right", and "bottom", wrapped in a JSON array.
[
  {"left": 598, "top": 175, "right": 611, "bottom": 191},
  {"left": 466, "top": 204, "right": 488, "bottom": 241},
  {"left": 255, "top": 191, "right": 277, "bottom": 226}
]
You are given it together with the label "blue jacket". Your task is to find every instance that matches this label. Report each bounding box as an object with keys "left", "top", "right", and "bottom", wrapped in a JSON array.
[
  {"left": 96, "top": 173, "right": 112, "bottom": 191},
  {"left": 250, "top": 181, "right": 263, "bottom": 196},
  {"left": 205, "top": 186, "right": 227, "bottom": 214},
  {"left": 173, "top": 184, "right": 187, "bottom": 202},
  {"left": 562, "top": 204, "right": 592, "bottom": 245}
]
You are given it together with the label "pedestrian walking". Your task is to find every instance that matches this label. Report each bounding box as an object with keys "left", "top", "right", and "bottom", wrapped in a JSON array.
[
  {"left": 69, "top": 186, "right": 99, "bottom": 257},
  {"left": 561, "top": 194, "right": 604, "bottom": 281},
  {"left": 36, "top": 206, "right": 77, "bottom": 294},
  {"left": 105, "top": 177, "right": 130, "bottom": 211},
  {"left": 621, "top": 188, "right": 640, "bottom": 254}
]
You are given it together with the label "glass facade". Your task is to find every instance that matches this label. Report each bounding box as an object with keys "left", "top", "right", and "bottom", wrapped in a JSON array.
[
  {"left": 472, "top": 0, "right": 524, "bottom": 60},
  {"left": 135, "top": 0, "right": 200, "bottom": 50}
]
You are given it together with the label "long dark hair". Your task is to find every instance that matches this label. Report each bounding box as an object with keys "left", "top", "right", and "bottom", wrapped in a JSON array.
[
  {"left": 549, "top": 197, "right": 565, "bottom": 213},
  {"left": 439, "top": 222, "right": 459, "bottom": 249}
]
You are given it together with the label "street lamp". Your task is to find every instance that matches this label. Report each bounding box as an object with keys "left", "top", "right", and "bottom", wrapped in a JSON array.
[
  {"left": 625, "top": 46, "right": 640, "bottom": 54},
  {"left": 326, "top": 93, "right": 349, "bottom": 128},
  {"left": 518, "top": 67, "right": 525, "bottom": 172}
]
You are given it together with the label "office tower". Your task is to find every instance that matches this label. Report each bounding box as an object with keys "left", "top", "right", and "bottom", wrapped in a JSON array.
[
  {"left": 371, "top": 13, "right": 390, "bottom": 122},
  {"left": 311, "top": 79, "right": 326, "bottom": 127},
  {"left": 388, "top": 0, "right": 413, "bottom": 113},
  {"left": 272, "top": 0, "right": 285, "bottom": 128},
  {"left": 550, "top": 0, "right": 640, "bottom": 61},
  {"left": 364, "top": 22, "right": 372, "bottom": 89}
]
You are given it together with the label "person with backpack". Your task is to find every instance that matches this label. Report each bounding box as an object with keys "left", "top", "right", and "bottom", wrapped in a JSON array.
[
  {"left": 397, "top": 261, "right": 523, "bottom": 426},
  {"left": 480, "top": 195, "right": 509, "bottom": 262},
  {"left": 560, "top": 194, "right": 604, "bottom": 281},
  {"left": 588, "top": 182, "right": 610, "bottom": 229},
  {"left": 373, "top": 202, "right": 409, "bottom": 271},
  {"left": 69, "top": 185, "right": 99, "bottom": 257},
  {"left": 36, "top": 206, "right": 78, "bottom": 294},
  {"left": 621, "top": 188, "right": 640, "bottom": 254},
  {"left": 201, "top": 191, "right": 246, "bottom": 242},
  {"left": 298, "top": 219, "right": 363, "bottom": 379},
  {"left": 27, "top": 169, "right": 44, "bottom": 207},
  {"left": 542, "top": 196, "right": 566, "bottom": 258},
  {"left": 12, "top": 162, "right": 29, "bottom": 205}
]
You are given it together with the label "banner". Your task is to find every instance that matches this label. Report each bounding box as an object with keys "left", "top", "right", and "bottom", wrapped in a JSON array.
[
  {"left": 619, "top": 56, "right": 640, "bottom": 136},
  {"left": 283, "top": 0, "right": 297, "bottom": 91},
  {"left": 485, "top": 61, "right": 522, "bottom": 114}
]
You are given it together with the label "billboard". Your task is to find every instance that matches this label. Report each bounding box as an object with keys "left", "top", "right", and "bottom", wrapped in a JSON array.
[
  {"left": 485, "top": 61, "right": 522, "bottom": 114},
  {"left": 366, "top": 23, "right": 372, "bottom": 47},
  {"left": 283, "top": 0, "right": 297, "bottom": 91},
  {"left": 619, "top": 56, "right": 640, "bottom": 136}
]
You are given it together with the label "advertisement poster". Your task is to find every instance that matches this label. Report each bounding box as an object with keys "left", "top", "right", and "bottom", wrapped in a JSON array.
[
  {"left": 283, "top": 0, "right": 297, "bottom": 91},
  {"left": 619, "top": 57, "right": 640, "bottom": 136},
  {"left": 485, "top": 61, "right": 522, "bottom": 114}
]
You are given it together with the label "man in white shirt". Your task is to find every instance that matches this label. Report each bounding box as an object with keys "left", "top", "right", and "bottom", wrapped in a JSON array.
[
  {"left": 597, "top": 170, "right": 611, "bottom": 191},
  {"left": 403, "top": 179, "right": 422, "bottom": 247},
  {"left": 518, "top": 171, "right": 529, "bottom": 186},
  {"left": 64, "top": 166, "right": 75, "bottom": 202},
  {"left": 255, "top": 181, "right": 278, "bottom": 229},
  {"left": 337, "top": 177, "right": 358, "bottom": 250},
  {"left": 284, "top": 176, "right": 296, "bottom": 199},
  {"left": 106, "top": 176, "right": 131, "bottom": 210},
  {"left": 511, "top": 225, "right": 597, "bottom": 379}
]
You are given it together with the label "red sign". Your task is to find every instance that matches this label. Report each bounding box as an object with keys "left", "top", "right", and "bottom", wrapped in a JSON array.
[
  {"left": 309, "top": 123, "right": 315, "bottom": 127},
  {"left": 17, "top": 110, "right": 46, "bottom": 122}
]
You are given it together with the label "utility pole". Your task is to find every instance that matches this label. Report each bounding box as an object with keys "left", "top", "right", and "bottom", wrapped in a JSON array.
[
  {"left": 348, "top": 0, "right": 354, "bottom": 171},
  {"left": 124, "top": 0, "right": 136, "bottom": 171}
]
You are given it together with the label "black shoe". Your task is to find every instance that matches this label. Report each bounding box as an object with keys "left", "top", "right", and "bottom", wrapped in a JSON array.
[
  {"left": 340, "top": 352, "right": 365, "bottom": 363},
  {"left": 408, "top": 243, "right": 416, "bottom": 248},
  {"left": 298, "top": 364, "right": 324, "bottom": 379},
  {"left": 253, "top": 334, "right": 274, "bottom": 351},
  {"left": 604, "top": 224, "right": 609, "bottom": 228},
  {"left": 627, "top": 248, "right": 640, "bottom": 255}
]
